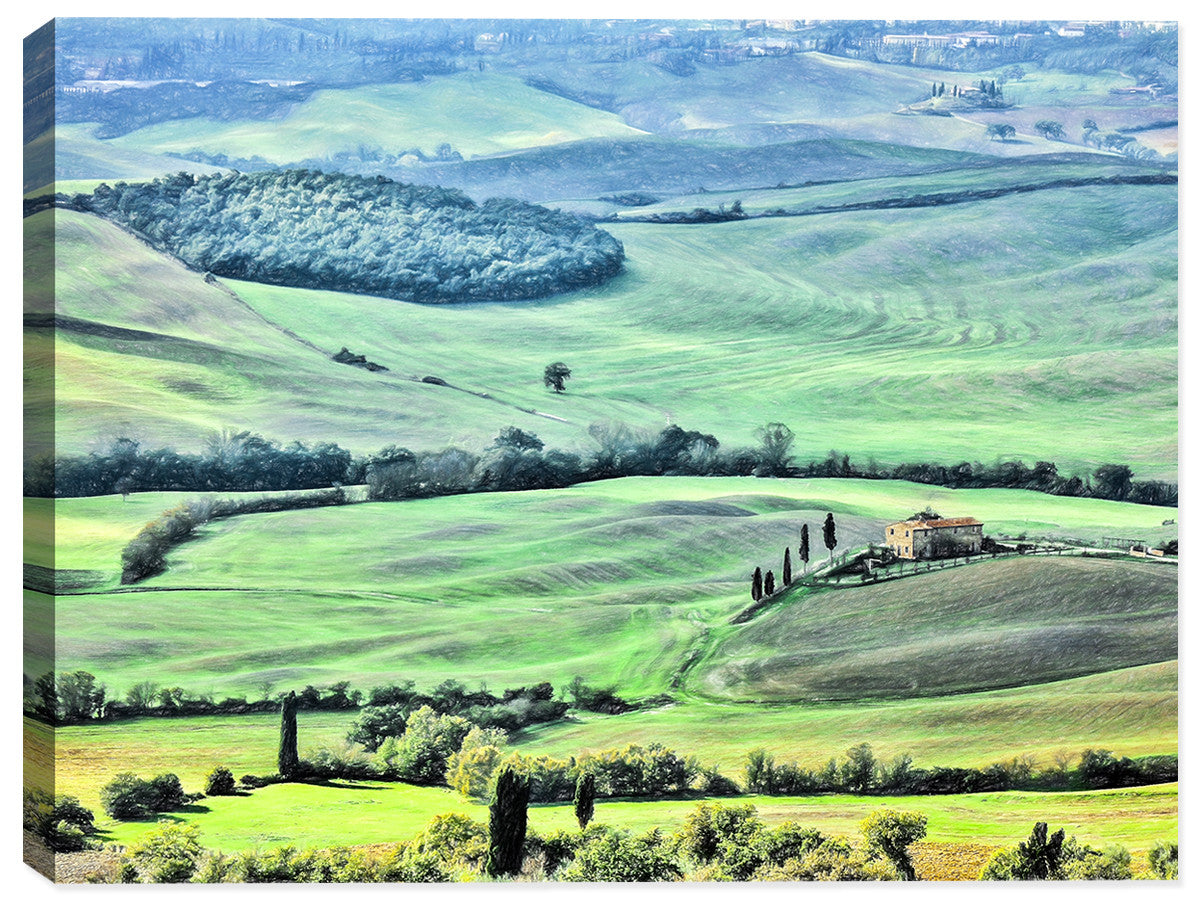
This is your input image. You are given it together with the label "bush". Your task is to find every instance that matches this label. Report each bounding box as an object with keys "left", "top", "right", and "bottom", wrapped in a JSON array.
[
  {"left": 101, "top": 772, "right": 188, "bottom": 820},
  {"left": 124, "top": 822, "right": 204, "bottom": 883},
  {"left": 23, "top": 790, "right": 98, "bottom": 850},
  {"left": 1061, "top": 845, "right": 1132, "bottom": 880},
  {"left": 302, "top": 744, "right": 376, "bottom": 781},
  {"left": 561, "top": 825, "right": 682, "bottom": 882},
  {"left": 1147, "top": 841, "right": 1178, "bottom": 879},
  {"left": 411, "top": 813, "right": 488, "bottom": 872},
  {"left": 205, "top": 766, "right": 236, "bottom": 796},
  {"left": 753, "top": 837, "right": 899, "bottom": 881}
]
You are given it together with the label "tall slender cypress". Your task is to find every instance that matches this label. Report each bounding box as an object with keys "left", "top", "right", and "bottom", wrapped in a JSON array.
[
  {"left": 824, "top": 513, "right": 838, "bottom": 562},
  {"left": 278, "top": 690, "right": 299, "bottom": 778},
  {"left": 764, "top": 570, "right": 775, "bottom": 596},
  {"left": 783, "top": 547, "right": 792, "bottom": 585},
  {"left": 486, "top": 767, "right": 530, "bottom": 877},
  {"left": 799, "top": 524, "right": 810, "bottom": 571},
  {"left": 573, "top": 772, "right": 596, "bottom": 830},
  {"left": 751, "top": 566, "right": 763, "bottom": 602}
]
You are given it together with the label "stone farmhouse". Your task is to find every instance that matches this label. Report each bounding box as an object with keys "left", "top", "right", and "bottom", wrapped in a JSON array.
[{"left": 885, "top": 515, "right": 983, "bottom": 559}]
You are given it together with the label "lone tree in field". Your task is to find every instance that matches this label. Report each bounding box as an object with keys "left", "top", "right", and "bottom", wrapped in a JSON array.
[
  {"left": 1034, "top": 119, "right": 1065, "bottom": 141},
  {"left": 486, "top": 767, "right": 530, "bottom": 877},
  {"left": 543, "top": 362, "right": 572, "bottom": 393},
  {"left": 799, "top": 524, "right": 810, "bottom": 572},
  {"left": 764, "top": 570, "right": 776, "bottom": 596},
  {"left": 574, "top": 772, "right": 596, "bottom": 830},
  {"left": 751, "top": 566, "right": 763, "bottom": 602},
  {"left": 823, "top": 513, "right": 837, "bottom": 562},
  {"left": 278, "top": 690, "right": 299, "bottom": 779},
  {"left": 986, "top": 123, "right": 1016, "bottom": 142},
  {"left": 782, "top": 547, "right": 792, "bottom": 586}
]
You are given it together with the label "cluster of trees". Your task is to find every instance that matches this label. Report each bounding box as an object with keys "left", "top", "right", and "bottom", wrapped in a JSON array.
[
  {"left": 67, "top": 170, "right": 625, "bottom": 303},
  {"left": 347, "top": 681, "right": 569, "bottom": 751},
  {"left": 338, "top": 702, "right": 698, "bottom": 802},
  {"left": 744, "top": 744, "right": 1178, "bottom": 797},
  {"left": 26, "top": 432, "right": 356, "bottom": 498},
  {"left": 100, "top": 772, "right": 194, "bottom": 820}
]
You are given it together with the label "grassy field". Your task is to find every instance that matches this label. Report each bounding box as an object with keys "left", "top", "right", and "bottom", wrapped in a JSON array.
[
  {"left": 105, "top": 74, "right": 645, "bottom": 164},
  {"left": 43, "top": 477, "right": 1176, "bottom": 699},
  {"left": 37, "top": 165, "right": 1178, "bottom": 479},
  {"left": 31, "top": 713, "right": 1176, "bottom": 856}
]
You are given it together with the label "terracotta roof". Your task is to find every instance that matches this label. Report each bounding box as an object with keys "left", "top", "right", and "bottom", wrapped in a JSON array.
[{"left": 887, "top": 517, "right": 982, "bottom": 530}]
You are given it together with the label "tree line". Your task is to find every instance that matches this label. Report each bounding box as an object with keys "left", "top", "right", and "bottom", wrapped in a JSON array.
[
  {"left": 59, "top": 169, "right": 626, "bottom": 304},
  {"left": 30, "top": 422, "right": 1177, "bottom": 508},
  {"left": 23, "top": 668, "right": 631, "bottom": 729},
  {"left": 744, "top": 744, "right": 1177, "bottom": 798}
]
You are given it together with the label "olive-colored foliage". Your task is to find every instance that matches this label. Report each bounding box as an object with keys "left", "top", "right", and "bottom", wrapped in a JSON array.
[
  {"left": 1147, "top": 841, "right": 1178, "bottom": 879},
  {"left": 123, "top": 822, "right": 205, "bottom": 883},
  {"left": 411, "top": 813, "right": 488, "bottom": 871},
  {"left": 753, "top": 836, "right": 899, "bottom": 882},
  {"left": 561, "top": 825, "right": 683, "bottom": 882},
  {"left": 979, "top": 822, "right": 1132, "bottom": 881},
  {"left": 860, "top": 809, "right": 928, "bottom": 880}
]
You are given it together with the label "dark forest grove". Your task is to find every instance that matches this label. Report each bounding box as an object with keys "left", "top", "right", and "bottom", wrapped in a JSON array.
[
  {"left": 64, "top": 170, "right": 625, "bottom": 302},
  {"left": 24, "top": 17, "right": 1177, "bottom": 885}
]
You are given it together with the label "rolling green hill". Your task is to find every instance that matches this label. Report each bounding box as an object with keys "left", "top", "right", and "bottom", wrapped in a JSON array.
[
  {"left": 37, "top": 163, "right": 1177, "bottom": 480},
  {"left": 45, "top": 477, "right": 1174, "bottom": 700}
]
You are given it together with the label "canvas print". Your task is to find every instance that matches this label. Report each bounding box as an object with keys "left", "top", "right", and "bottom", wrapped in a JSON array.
[{"left": 22, "top": 16, "right": 1178, "bottom": 883}]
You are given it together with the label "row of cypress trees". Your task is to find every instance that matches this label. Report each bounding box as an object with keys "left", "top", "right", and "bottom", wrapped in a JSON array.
[{"left": 750, "top": 514, "right": 838, "bottom": 602}]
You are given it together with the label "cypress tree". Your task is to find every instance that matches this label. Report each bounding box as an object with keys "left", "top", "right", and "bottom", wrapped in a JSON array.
[
  {"left": 764, "top": 570, "right": 775, "bottom": 595},
  {"left": 799, "top": 524, "right": 810, "bottom": 571},
  {"left": 573, "top": 772, "right": 596, "bottom": 830},
  {"left": 278, "top": 690, "right": 299, "bottom": 778},
  {"left": 486, "top": 767, "right": 530, "bottom": 877},
  {"left": 823, "top": 513, "right": 838, "bottom": 561},
  {"left": 751, "top": 566, "right": 763, "bottom": 602},
  {"left": 783, "top": 547, "right": 792, "bottom": 586}
]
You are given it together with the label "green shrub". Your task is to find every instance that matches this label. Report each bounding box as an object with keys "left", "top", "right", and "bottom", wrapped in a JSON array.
[
  {"left": 1061, "top": 845, "right": 1132, "bottom": 880},
  {"left": 101, "top": 772, "right": 188, "bottom": 819},
  {"left": 411, "top": 813, "right": 487, "bottom": 872},
  {"left": 753, "top": 838, "right": 899, "bottom": 881},
  {"left": 204, "top": 766, "right": 236, "bottom": 796},
  {"left": 124, "top": 822, "right": 204, "bottom": 883},
  {"left": 561, "top": 825, "right": 682, "bottom": 882},
  {"left": 1147, "top": 842, "right": 1178, "bottom": 879}
]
